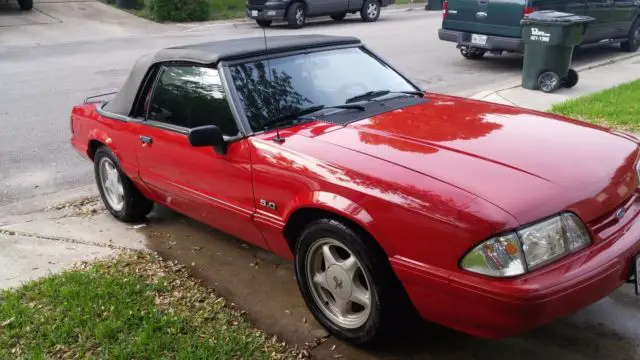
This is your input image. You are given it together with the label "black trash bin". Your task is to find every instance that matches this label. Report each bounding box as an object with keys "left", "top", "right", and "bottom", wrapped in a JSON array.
[
  {"left": 520, "top": 11, "right": 594, "bottom": 93},
  {"left": 116, "top": 0, "right": 137, "bottom": 9}
]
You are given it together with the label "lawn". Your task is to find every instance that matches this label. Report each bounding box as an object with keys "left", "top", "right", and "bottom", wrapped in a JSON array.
[
  {"left": 0, "top": 252, "right": 301, "bottom": 359},
  {"left": 551, "top": 79, "right": 640, "bottom": 132}
]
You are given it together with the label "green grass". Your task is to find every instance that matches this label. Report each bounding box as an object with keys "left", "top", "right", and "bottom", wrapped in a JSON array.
[
  {"left": 551, "top": 79, "right": 640, "bottom": 132},
  {"left": 0, "top": 252, "right": 299, "bottom": 359},
  {"left": 209, "top": 0, "right": 245, "bottom": 20},
  {"left": 111, "top": 0, "right": 245, "bottom": 21}
]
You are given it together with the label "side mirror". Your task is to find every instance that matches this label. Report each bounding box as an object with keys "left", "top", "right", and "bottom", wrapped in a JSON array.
[{"left": 188, "top": 125, "right": 226, "bottom": 155}]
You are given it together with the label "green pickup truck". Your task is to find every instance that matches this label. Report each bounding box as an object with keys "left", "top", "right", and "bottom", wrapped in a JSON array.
[{"left": 438, "top": 0, "right": 640, "bottom": 59}]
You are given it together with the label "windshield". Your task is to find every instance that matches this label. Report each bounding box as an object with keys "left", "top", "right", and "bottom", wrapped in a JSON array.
[{"left": 228, "top": 47, "right": 418, "bottom": 132}]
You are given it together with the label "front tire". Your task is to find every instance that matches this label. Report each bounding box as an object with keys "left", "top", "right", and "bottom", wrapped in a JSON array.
[
  {"left": 620, "top": 19, "right": 640, "bottom": 52},
  {"left": 287, "top": 2, "right": 305, "bottom": 28},
  {"left": 294, "top": 219, "right": 412, "bottom": 345},
  {"left": 256, "top": 19, "right": 272, "bottom": 27},
  {"left": 18, "top": 0, "right": 33, "bottom": 10},
  {"left": 360, "top": 0, "right": 380, "bottom": 22},
  {"left": 94, "top": 147, "right": 153, "bottom": 223}
]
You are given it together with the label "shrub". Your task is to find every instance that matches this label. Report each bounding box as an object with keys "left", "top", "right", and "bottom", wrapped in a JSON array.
[{"left": 147, "top": 0, "right": 210, "bottom": 22}]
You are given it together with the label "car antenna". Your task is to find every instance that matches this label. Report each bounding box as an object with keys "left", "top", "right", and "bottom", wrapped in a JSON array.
[{"left": 262, "top": 27, "right": 285, "bottom": 144}]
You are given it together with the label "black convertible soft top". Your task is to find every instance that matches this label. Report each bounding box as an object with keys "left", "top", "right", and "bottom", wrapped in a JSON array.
[{"left": 103, "top": 35, "right": 361, "bottom": 116}]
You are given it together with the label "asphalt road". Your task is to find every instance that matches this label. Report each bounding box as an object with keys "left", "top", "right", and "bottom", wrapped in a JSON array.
[{"left": 0, "top": 2, "right": 628, "bottom": 210}]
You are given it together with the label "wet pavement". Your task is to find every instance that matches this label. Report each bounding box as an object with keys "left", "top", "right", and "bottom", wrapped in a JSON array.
[{"left": 139, "top": 206, "right": 640, "bottom": 360}]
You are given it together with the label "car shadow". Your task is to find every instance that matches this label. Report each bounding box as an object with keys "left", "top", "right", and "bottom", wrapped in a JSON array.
[{"left": 137, "top": 205, "right": 640, "bottom": 360}]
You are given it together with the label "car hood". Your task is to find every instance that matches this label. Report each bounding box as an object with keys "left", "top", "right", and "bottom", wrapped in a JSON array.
[{"left": 315, "top": 94, "right": 639, "bottom": 225}]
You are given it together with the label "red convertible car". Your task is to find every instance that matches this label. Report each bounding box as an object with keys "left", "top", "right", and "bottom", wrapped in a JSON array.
[{"left": 70, "top": 35, "right": 640, "bottom": 345}]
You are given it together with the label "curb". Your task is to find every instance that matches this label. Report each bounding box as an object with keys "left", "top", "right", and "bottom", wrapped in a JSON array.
[{"left": 469, "top": 51, "right": 640, "bottom": 101}]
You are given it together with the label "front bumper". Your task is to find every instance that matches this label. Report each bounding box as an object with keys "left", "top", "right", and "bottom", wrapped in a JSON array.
[
  {"left": 247, "top": 2, "right": 287, "bottom": 20},
  {"left": 438, "top": 28, "right": 524, "bottom": 53},
  {"left": 392, "top": 195, "right": 640, "bottom": 338}
]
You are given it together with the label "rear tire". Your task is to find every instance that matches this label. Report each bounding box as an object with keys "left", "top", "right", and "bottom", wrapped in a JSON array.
[
  {"left": 94, "top": 147, "right": 154, "bottom": 223},
  {"left": 18, "top": 0, "right": 33, "bottom": 10},
  {"left": 287, "top": 2, "right": 305, "bottom": 28},
  {"left": 256, "top": 20, "right": 272, "bottom": 27},
  {"left": 620, "top": 19, "right": 640, "bottom": 52},
  {"left": 294, "top": 219, "right": 415, "bottom": 345},
  {"left": 360, "top": 0, "right": 380, "bottom": 22},
  {"left": 460, "top": 46, "right": 486, "bottom": 59},
  {"left": 331, "top": 13, "right": 347, "bottom": 21}
]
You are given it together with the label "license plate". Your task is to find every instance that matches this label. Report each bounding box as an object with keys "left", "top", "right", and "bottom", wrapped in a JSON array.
[
  {"left": 251, "top": 10, "right": 258, "bottom": 17},
  {"left": 635, "top": 255, "right": 640, "bottom": 295},
  {"left": 471, "top": 34, "right": 487, "bottom": 46}
]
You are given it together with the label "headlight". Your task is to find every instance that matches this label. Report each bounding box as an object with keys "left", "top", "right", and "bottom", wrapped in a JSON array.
[{"left": 461, "top": 213, "right": 591, "bottom": 277}]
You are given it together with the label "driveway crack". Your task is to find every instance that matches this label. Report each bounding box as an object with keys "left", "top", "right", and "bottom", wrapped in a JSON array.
[{"left": 0, "top": 229, "right": 136, "bottom": 250}]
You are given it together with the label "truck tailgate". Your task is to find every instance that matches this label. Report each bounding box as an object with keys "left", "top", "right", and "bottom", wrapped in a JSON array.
[{"left": 443, "top": 0, "right": 527, "bottom": 38}]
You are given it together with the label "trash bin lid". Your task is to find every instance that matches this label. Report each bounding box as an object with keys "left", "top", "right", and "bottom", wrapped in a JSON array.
[{"left": 521, "top": 10, "right": 595, "bottom": 26}]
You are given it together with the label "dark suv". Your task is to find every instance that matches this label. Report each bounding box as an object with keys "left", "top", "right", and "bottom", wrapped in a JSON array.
[
  {"left": 247, "top": 0, "right": 394, "bottom": 28},
  {"left": 438, "top": 0, "right": 640, "bottom": 59}
]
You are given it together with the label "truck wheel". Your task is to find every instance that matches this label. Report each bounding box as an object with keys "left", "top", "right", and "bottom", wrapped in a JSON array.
[
  {"left": 18, "top": 0, "right": 33, "bottom": 10},
  {"left": 287, "top": 2, "right": 305, "bottom": 28},
  {"left": 94, "top": 147, "right": 154, "bottom": 223},
  {"left": 460, "top": 46, "right": 486, "bottom": 60},
  {"left": 331, "top": 13, "right": 347, "bottom": 21},
  {"left": 620, "top": 19, "right": 640, "bottom": 52},
  {"left": 538, "top": 71, "right": 560, "bottom": 93},
  {"left": 561, "top": 69, "right": 579, "bottom": 89},
  {"left": 256, "top": 20, "right": 272, "bottom": 27},
  {"left": 360, "top": 0, "right": 380, "bottom": 22}
]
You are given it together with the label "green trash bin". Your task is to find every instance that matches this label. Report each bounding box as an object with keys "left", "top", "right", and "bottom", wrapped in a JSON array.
[{"left": 520, "top": 11, "right": 594, "bottom": 93}]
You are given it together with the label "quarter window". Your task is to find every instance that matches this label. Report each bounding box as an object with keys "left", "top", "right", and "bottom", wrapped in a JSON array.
[{"left": 147, "top": 65, "right": 239, "bottom": 136}]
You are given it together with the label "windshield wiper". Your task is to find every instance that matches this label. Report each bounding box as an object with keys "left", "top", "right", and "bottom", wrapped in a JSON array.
[
  {"left": 262, "top": 104, "right": 365, "bottom": 130},
  {"left": 345, "top": 90, "right": 424, "bottom": 104}
]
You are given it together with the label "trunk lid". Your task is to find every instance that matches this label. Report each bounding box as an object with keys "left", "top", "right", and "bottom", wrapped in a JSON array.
[{"left": 443, "top": 0, "right": 527, "bottom": 38}]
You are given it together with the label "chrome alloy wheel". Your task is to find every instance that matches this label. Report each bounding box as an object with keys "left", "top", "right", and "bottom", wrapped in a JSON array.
[
  {"left": 98, "top": 157, "right": 124, "bottom": 211},
  {"left": 306, "top": 238, "right": 372, "bottom": 329},
  {"left": 366, "top": 2, "right": 378, "bottom": 19},
  {"left": 295, "top": 7, "right": 304, "bottom": 26}
]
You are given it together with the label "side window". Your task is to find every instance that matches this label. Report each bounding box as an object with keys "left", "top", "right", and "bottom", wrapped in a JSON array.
[
  {"left": 147, "top": 65, "right": 240, "bottom": 136},
  {"left": 131, "top": 66, "right": 159, "bottom": 119}
]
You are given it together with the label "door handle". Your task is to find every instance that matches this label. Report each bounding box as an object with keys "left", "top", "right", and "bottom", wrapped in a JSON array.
[{"left": 140, "top": 135, "right": 153, "bottom": 145}]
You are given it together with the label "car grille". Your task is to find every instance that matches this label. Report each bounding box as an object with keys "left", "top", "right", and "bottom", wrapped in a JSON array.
[{"left": 588, "top": 193, "right": 638, "bottom": 241}]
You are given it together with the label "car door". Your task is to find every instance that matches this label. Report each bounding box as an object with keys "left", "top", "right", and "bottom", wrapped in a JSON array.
[
  {"left": 584, "top": 0, "right": 614, "bottom": 41},
  {"left": 611, "top": 0, "right": 636, "bottom": 37},
  {"left": 136, "top": 64, "right": 268, "bottom": 249},
  {"left": 306, "top": 0, "right": 347, "bottom": 15}
]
